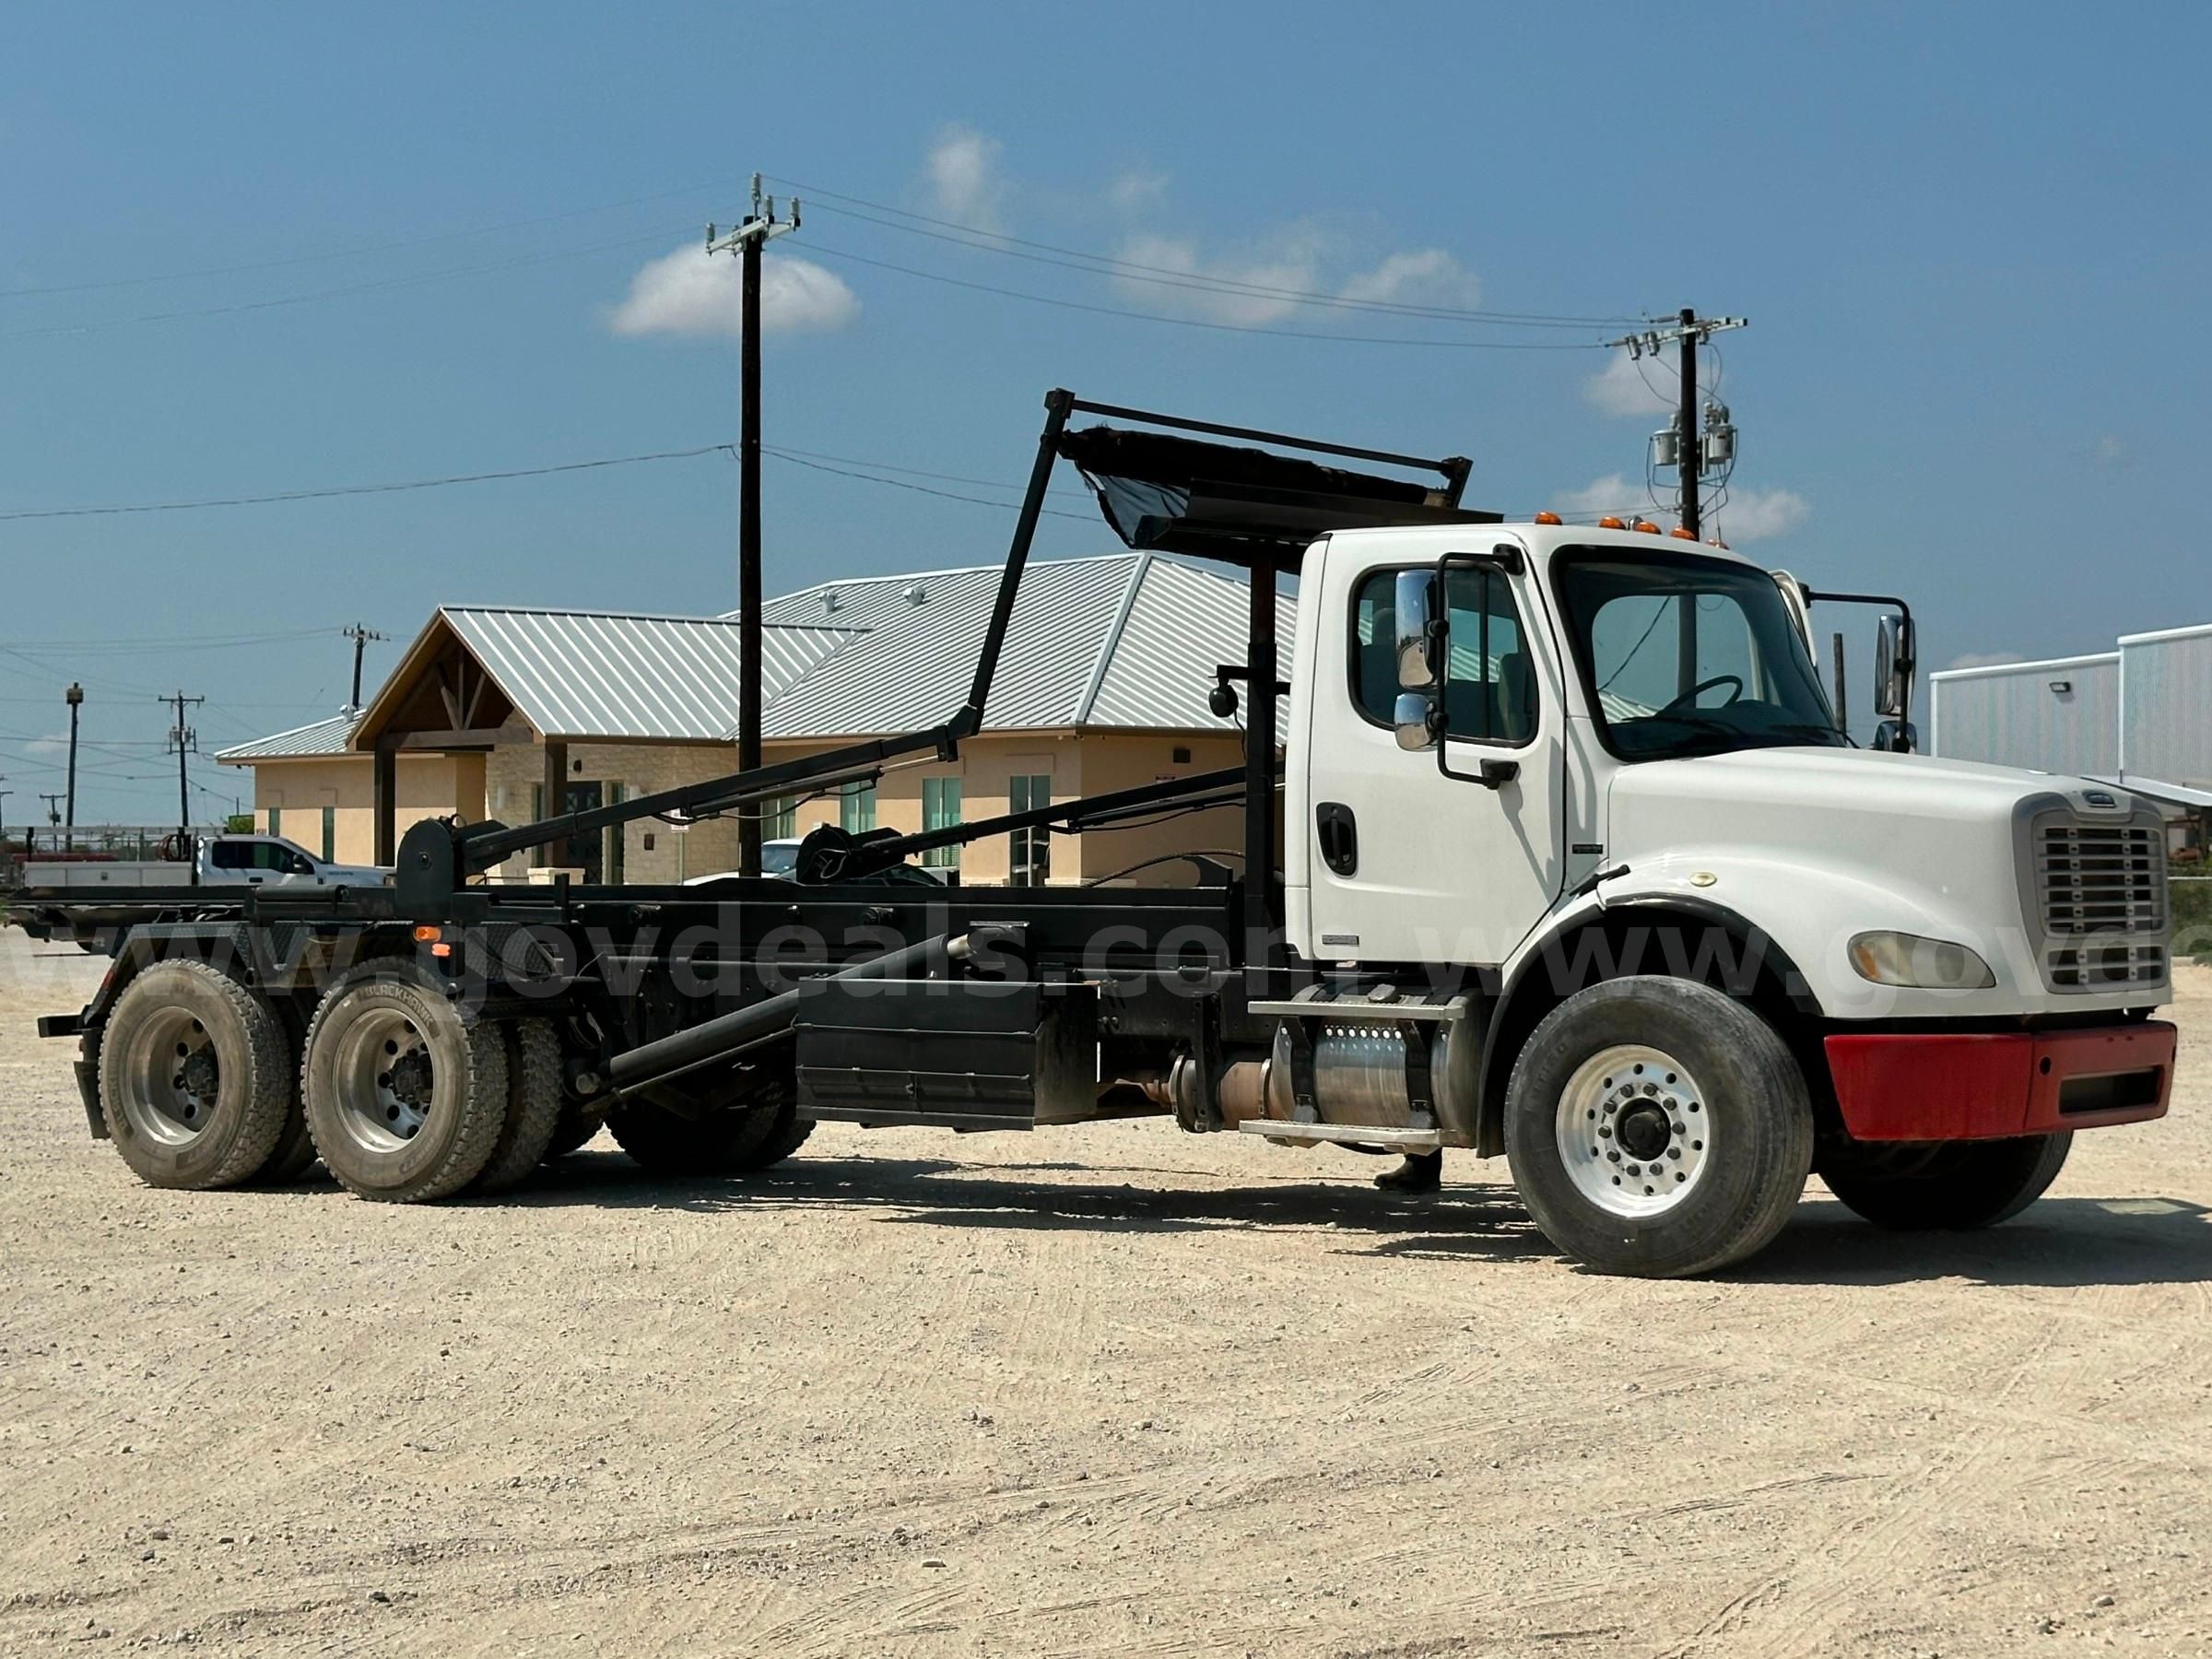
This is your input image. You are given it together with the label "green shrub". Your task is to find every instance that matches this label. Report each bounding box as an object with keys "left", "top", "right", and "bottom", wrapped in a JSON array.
[{"left": 2174, "top": 877, "right": 2212, "bottom": 966}]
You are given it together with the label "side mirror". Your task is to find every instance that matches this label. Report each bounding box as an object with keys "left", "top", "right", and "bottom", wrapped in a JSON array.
[
  {"left": 1393, "top": 692, "right": 1440, "bottom": 751},
  {"left": 1394, "top": 570, "right": 1438, "bottom": 690},
  {"left": 1873, "top": 613, "right": 1915, "bottom": 721}
]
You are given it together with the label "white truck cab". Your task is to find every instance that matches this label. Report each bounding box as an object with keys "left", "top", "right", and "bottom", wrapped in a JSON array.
[{"left": 1282, "top": 521, "right": 2174, "bottom": 1272}]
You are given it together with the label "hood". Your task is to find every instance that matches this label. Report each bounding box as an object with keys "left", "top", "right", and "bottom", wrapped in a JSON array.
[
  {"left": 1598, "top": 746, "right": 2163, "bottom": 1018},
  {"left": 1609, "top": 746, "right": 2126, "bottom": 836}
]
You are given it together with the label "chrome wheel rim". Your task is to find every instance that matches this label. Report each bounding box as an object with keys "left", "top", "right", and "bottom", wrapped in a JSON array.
[
  {"left": 329, "top": 1006, "right": 435, "bottom": 1154},
  {"left": 118, "top": 1007, "right": 222, "bottom": 1147},
  {"left": 1555, "top": 1044, "right": 1711, "bottom": 1218}
]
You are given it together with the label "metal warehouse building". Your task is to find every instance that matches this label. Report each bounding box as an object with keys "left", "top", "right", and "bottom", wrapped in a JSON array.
[{"left": 1931, "top": 621, "right": 2212, "bottom": 829}]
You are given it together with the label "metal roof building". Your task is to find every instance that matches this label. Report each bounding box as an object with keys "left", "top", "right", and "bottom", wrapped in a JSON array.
[
  {"left": 1930, "top": 620, "right": 2212, "bottom": 813},
  {"left": 218, "top": 554, "right": 1290, "bottom": 883},
  {"left": 1928, "top": 653, "right": 2122, "bottom": 779}
]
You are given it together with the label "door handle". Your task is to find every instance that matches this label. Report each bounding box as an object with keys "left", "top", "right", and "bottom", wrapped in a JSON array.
[{"left": 1315, "top": 802, "right": 1358, "bottom": 877}]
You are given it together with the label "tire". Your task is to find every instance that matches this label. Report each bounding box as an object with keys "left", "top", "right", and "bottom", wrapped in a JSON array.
[
  {"left": 300, "top": 963, "right": 509, "bottom": 1203},
  {"left": 255, "top": 1092, "right": 321, "bottom": 1183},
  {"left": 544, "top": 1104, "right": 604, "bottom": 1159},
  {"left": 606, "top": 1076, "right": 813, "bottom": 1176},
  {"left": 1505, "top": 977, "right": 1813, "bottom": 1277},
  {"left": 474, "top": 1019, "right": 565, "bottom": 1194},
  {"left": 98, "top": 959, "right": 293, "bottom": 1191},
  {"left": 251, "top": 1009, "right": 320, "bottom": 1184},
  {"left": 1824, "top": 1133, "right": 2071, "bottom": 1230}
]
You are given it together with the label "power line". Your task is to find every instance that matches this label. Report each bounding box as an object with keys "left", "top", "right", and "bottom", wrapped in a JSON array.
[
  {"left": 0, "top": 443, "right": 735, "bottom": 521},
  {"left": 769, "top": 176, "right": 1638, "bottom": 327},
  {"left": 0, "top": 175, "right": 745, "bottom": 301},
  {"left": 0, "top": 225, "right": 687, "bottom": 342},
  {"left": 802, "top": 240, "right": 1606, "bottom": 350},
  {"left": 760, "top": 447, "right": 1097, "bottom": 520}
]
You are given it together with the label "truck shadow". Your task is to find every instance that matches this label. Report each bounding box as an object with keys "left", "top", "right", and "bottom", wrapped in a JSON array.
[
  {"left": 501, "top": 1148, "right": 1556, "bottom": 1258},
  {"left": 489, "top": 1155, "right": 2212, "bottom": 1288},
  {"left": 1735, "top": 1194, "right": 2212, "bottom": 1289}
]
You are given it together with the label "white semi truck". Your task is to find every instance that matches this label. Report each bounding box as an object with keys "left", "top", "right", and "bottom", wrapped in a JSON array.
[{"left": 23, "top": 391, "right": 2177, "bottom": 1277}]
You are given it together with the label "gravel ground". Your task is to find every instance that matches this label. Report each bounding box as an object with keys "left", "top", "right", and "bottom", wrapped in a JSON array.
[{"left": 1, "top": 928, "right": 2206, "bottom": 1656}]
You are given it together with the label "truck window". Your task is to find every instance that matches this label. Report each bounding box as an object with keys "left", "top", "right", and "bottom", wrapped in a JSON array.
[
  {"left": 1351, "top": 567, "right": 1538, "bottom": 745},
  {"left": 209, "top": 841, "right": 251, "bottom": 870},
  {"left": 1554, "top": 549, "right": 1844, "bottom": 761}
]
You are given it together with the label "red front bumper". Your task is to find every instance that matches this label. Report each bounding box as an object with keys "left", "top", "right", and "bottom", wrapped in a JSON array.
[{"left": 1824, "top": 1022, "right": 2177, "bottom": 1142}]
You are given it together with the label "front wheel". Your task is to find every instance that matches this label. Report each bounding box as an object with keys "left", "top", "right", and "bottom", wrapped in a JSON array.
[
  {"left": 1823, "top": 1133, "right": 2071, "bottom": 1230},
  {"left": 1505, "top": 977, "right": 1813, "bottom": 1277}
]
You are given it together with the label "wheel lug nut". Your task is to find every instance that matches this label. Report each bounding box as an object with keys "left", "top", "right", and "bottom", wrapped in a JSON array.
[
  {"left": 1626, "top": 1163, "right": 1641, "bottom": 1177},
  {"left": 1606, "top": 1151, "right": 1620, "bottom": 1163},
  {"left": 1668, "top": 1147, "right": 1682, "bottom": 1160}
]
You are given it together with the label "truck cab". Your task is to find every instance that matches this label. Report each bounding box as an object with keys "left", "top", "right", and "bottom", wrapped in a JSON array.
[{"left": 1281, "top": 520, "right": 2172, "bottom": 1268}]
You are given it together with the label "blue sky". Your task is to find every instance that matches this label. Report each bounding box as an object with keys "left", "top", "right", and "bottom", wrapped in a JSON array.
[{"left": 3, "top": 2, "right": 2205, "bottom": 823}]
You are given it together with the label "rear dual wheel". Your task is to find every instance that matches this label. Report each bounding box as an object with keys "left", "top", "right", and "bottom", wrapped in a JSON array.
[
  {"left": 99, "top": 960, "right": 294, "bottom": 1190},
  {"left": 300, "top": 965, "right": 509, "bottom": 1203},
  {"left": 606, "top": 1074, "right": 812, "bottom": 1176}
]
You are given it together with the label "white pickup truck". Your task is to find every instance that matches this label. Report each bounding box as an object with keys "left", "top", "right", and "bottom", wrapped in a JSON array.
[{"left": 24, "top": 834, "right": 389, "bottom": 891}]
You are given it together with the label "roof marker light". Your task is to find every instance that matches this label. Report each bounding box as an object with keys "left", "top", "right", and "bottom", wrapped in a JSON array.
[
  {"left": 1632, "top": 519, "right": 1662, "bottom": 535},
  {"left": 1533, "top": 511, "right": 1563, "bottom": 525},
  {"left": 1597, "top": 515, "right": 1627, "bottom": 530},
  {"left": 1669, "top": 525, "right": 1697, "bottom": 539}
]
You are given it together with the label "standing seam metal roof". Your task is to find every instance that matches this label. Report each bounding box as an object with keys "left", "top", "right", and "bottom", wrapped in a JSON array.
[
  {"left": 436, "top": 607, "right": 858, "bottom": 741},
  {"left": 212, "top": 712, "right": 361, "bottom": 763}
]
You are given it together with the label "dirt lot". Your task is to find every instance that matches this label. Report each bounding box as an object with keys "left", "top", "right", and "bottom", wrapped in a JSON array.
[{"left": 1, "top": 931, "right": 2207, "bottom": 1657}]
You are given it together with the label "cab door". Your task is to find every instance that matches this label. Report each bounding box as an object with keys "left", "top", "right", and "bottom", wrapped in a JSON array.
[{"left": 1303, "top": 537, "right": 1567, "bottom": 967}]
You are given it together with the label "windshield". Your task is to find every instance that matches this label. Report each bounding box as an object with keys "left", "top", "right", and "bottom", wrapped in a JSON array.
[{"left": 1553, "top": 549, "right": 1846, "bottom": 761}]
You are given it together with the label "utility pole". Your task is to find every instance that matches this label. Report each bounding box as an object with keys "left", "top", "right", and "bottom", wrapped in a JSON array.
[
  {"left": 163, "top": 691, "right": 205, "bottom": 839},
  {"left": 707, "top": 174, "right": 801, "bottom": 878},
  {"left": 343, "top": 624, "right": 388, "bottom": 712},
  {"left": 40, "top": 791, "right": 65, "bottom": 827},
  {"left": 1606, "top": 309, "right": 1747, "bottom": 537},
  {"left": 64, "top": 681, "right": 83, "bottom": 847}
]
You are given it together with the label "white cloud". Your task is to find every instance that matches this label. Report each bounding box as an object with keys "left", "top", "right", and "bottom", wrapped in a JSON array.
[
  {"left": 2091, "top": 433, "right": 2127, "bottom": 466},
  {"left": 23, "top": 730, "right": 66, "bottom": 759},
  {"left": 1583, "top": 346, "right": 1677, "bottom": 418},
  {"left": 924, "top": 124, "right": 1008, "bottom": 232},
  {"left": 1945, "top": 651, "right": 2024, "bottom": 672},
  {"left": 1105, "top": 170, "right": 1170, "bottom": 212},
  {"left": 1712, "top": 486, "right": 1809, "bottom": 542},
  {"left": 1113, "top": 227, "right": 1330, "bottom": 325},
  {"left": 609, "top": 246, "right": 858, "bottom": 339},
  {"left": 1551, "top": 474, "right": 1644, "bottom": 520},
  {"left": 1550, "top": 476, "right": 1809, "bottom": 542},
  {"left": 1337, "top": 249, "right": 1481, "bottom": 309}
]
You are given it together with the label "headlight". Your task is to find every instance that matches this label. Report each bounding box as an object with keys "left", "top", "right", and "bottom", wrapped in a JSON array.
[{"left": 1848, "top": 931, "right": 1996, "bottom": 990}]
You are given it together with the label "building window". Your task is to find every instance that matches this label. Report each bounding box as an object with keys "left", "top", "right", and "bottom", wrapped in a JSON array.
[
  {"left": 605, "top": 782, "right": 625, "bottom": 885},
  {"left": 321, "top": 806, "right": 335, "bottom": 863},
  {"left": 922, "top": 777, "right": 962, "bottom": 868},
  {"left": 763, "top": 794, "right": 798, "bottom": 841},
  {"left": 840, "top": 780, "right": 877, "bottom": 835},
  {"left": 266, "top": 806, "right": 282, "bottom": 841},
  {"left": 1010, "top": 773, "right": 1051, "bottom": 887}
]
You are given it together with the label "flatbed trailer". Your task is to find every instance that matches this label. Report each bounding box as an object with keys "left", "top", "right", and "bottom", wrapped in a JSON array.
[{"left": 23, "top": 389, "right": 2180, "bottom": 1277}]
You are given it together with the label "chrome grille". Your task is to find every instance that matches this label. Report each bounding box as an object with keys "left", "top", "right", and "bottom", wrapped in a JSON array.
[{"left": 2034, "top": 815, "right": 2167, "bottom": 990}]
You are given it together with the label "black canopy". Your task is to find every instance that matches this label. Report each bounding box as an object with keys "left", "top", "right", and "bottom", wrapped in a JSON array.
[{"left": 1056, "top": 424, "right": 1497, "bottom": 573}]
